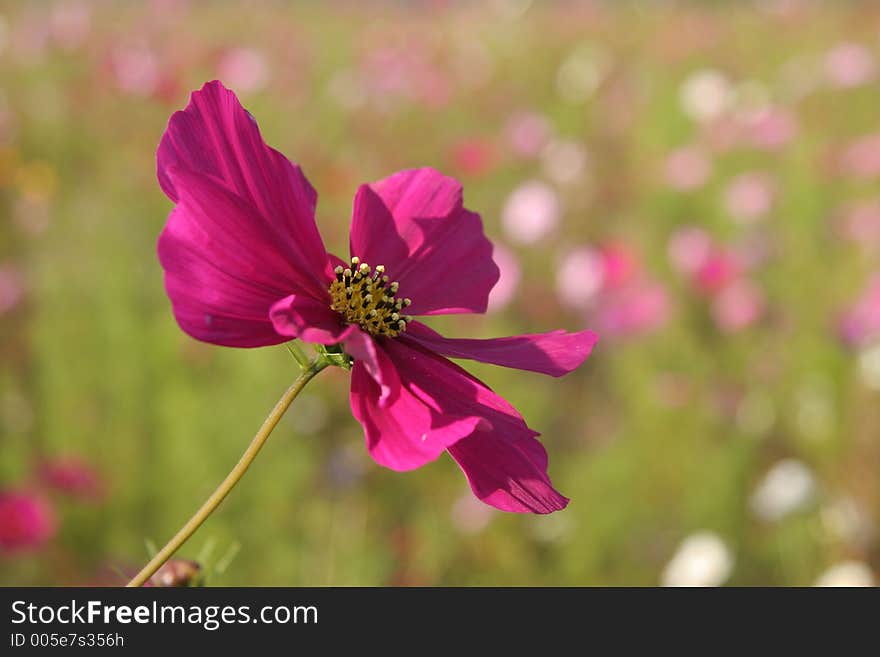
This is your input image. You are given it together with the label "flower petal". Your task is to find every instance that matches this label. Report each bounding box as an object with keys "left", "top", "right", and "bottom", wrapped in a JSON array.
[
  {"left": 447, "top": 429, "right": 569, "bottom": 514},
  {"left": 349, "top": 168, "right": 500, "bottom": 316},
  {"left": 381, "top": 339, "right": 569, "bottom": 513},
  {"left": 269, "top": 294, "right": 356, "bottom": 345},
  {"left": 350, "top": 357, "right": 484, "bottom": 471},
  {"left": 404, "top": 321, "right": 598, "bottom": 377},
  {"left": 159, "top": 171, "right": 313, "bottom": 347},
  {"left": 158, "top": 80, "right": 332, "bottom": 299},
  {"left": 343, "top": 329, "right": 401, "bottom": 407}
]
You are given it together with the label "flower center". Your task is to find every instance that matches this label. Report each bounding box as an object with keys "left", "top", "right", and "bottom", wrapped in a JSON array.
[{"left": 329, "top": 257, "right": 412, "bottom": 337}]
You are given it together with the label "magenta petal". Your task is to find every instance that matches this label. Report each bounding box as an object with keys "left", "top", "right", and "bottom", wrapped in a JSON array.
[
  {"left": 343, "top": 329, "right": 401, "bottom": 407},
  {"left": 405, "top": 321, "right": 598, "bottom": 377},
  {"left": 269, "top": 294, "right": 355, "bottom": 345},
  {"left": 350, "top": 358, "right": 484, "bottom": 471},
  {"left": 447, "top": 431, "right": 569, "bottom": 514},
  {"left": 158, "top": 80, "right": 332, "bottom": 299},
  {"left": 381, "top": 339, "right": 569, "bottom": 513},
  {"left": 159, "top": 172, "right": 313, "bottom": 347},
  {"left": 349, "top": 168, "right": 500, "bottom": 316}
]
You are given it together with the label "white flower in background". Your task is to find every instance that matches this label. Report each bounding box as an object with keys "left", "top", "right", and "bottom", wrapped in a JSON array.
[
  {"left": 501, "top": 180, "right": 560, "bottom": 244},
  {"left": 556, "top": 45, "right": 608, "bottom": 104},
  {"left": 821, "top": 497, "right": 875, "bottom": 546},
  {"left": 555, "top": 247, "right": 604, "bottom": 310},
  {"left": 750, "top": 459, "right": 816, "bottom": 521},
  {"left": 541, "top": 139, "right": 589, "bottom": 186},
  {"left": 680, "top": 69, "right": 733, "bottom": 122},
  {"left": 814, "top": 561, "right": 875, "bottom": 587},
  {"left": 858, "top": 343, "right": 880, "bottom": 391},
  {"left": 450, "top": 494, "right": 494, "bottom": 535},
  {"left": 661, "top": 531, "right": 734, "bottom": 587}
]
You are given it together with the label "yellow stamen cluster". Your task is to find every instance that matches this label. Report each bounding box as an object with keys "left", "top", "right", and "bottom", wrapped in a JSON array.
[{"left": 329, "top": 257, "right": 413, "bottom": 337}]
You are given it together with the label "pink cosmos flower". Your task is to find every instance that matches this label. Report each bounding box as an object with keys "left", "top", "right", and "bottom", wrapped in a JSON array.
[
  {"left": 667, "top": 226, "right": 713, "bottom": 275},
  {"left": 0, "top": 490, "right": 56, "bottom": 553},
  {"left": 37, "top": 457, "right": 104, "bottom": 502},
  {"left": 723, "top": 172, "right": 775, "bottom": 224},
  {"left": 0, "top": 264, "right": 25, "bottom": 316},
  {"left": 741, "top": 107, "right": 797, "bottom": 151},
  {"left": 486, "top": 244, "right": 521, "bottom": 314},
  {"left": 711, "top": 279, "right": 765, "bottom": 333},
  {"left": 693, "top": 248, "right": 741, "bottom": 296},
  {"left": 823, "top": 42, "right": 876, "bottom": 89},
  {"left": 156, "top": 81, "right": 597, "bottom": 514},
  {"left": 838, "top": 133, "right": 880, "bottom": 179},
  {"left": 663, "top": 146, "right": 712, "bottom": 191},
  {"left": 448, "top": 137, "right": 497, "bottom": 178},
  {"left": 839, "top": 274, "right": 880, "bottom": 348},
  {"left": 593, "top": 281, "right": 670, "bottom": 339},
  {"left": 835, "top": 200, "right": 880, "bottom": 249}
]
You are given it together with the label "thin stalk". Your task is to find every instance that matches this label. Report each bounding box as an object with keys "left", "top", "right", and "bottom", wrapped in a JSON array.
[{"left": 126, "top": 358, "right": 328, "bottom": 587}]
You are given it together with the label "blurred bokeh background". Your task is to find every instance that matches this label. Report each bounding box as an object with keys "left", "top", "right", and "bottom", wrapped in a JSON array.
[{"left": 1, "top": 0, "right": 879, "bottom": 586}]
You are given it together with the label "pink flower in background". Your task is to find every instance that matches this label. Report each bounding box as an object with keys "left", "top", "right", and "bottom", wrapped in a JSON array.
[
  {"left": 0, "top": 490, "right": 56, "bottom": 553},
  {"left": 838, "top": 133, "right": 880, "bottom": 179},
  {"left": 557, "top": 242, "right": 668, "bottom": 338},
  {"left": 449, "top": 137, "right": 497, "bottom": 178},
  {"left": 37, "top": 457, "right": 104, "bottom": 502},
  {"left": 667, "top": 226, "right": 713, "bottom": 275},
  {"left": 541, "top": 139, "right": 588, "bottom": 186},
  {"left": 599, "top": 243, "right": 639, "bottom": 289},
  {"left": 217, "top": 48, "right": 270, "bottom": 93},
  {"left": 839, "top": 274, "right": 880, "bottom": 347},
  {"left": 835, "top": 200, "right": 880, "bottom": 248},
  {"left": 486, "top": 244, "right": 521, "bottom": 313},
  {"left": 504, "top": 111, "right": 552, "bottom": 159},
  {"left": 712, "top": 279, "right": 765, "bottom": 332},
  {"left": 359, "top": 44, "right": 452, "bottom": 110},
  {"left": 501, "top": 180, "right": 561, "bottom": 244},
  {"left": 824, "top": 42, "right": 876, "bottom": 88},
  {"left": 723, "top": 172, "right": 775, "bottom": 223},
  {"left": 594, "top": 280, "right": 670, "bottom": 338},
  {"left": 556, "top": 248, "right": 604, "bottom": 310},
  {"left": 0, "top": 265, "right": 25, "bottom": 316},
  {"left": 694, "top": 248, "right": 741, "bottom": 295},
  {"left": 111, "top": 44, "right": 161, "bottom": 97},
  {"left": 742, "top": 107, "right": 797, "bottom": 151},
  {"left": 664, "top": 146, "right": 712, "bottom": 191},
  {"left": 157, "top": 81, "right": 597, "bottom": 513},
  {"left": 48, "top": 2, "right": 92, "bottom": 52}
]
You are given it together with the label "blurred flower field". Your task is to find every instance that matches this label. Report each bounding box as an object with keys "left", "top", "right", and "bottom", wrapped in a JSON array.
[{"left": 1, "top": 0, "right": 879, "bottom": 586}]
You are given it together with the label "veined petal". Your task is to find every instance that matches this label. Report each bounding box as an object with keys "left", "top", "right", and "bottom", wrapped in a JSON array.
[
  {"left": 269, "top": 294, "right": 356, "bottom": 345},
  {"left": 404, "top": 321, "right": 598, "bottom": 377},
  {"left": 447, "top": 430, "right": 569, "bottom": 514},
  {"left": 159, "top": 171, "right": 314, "bottom": 347},
  {"left": 381, "top": 339, "right": 569, "bottom": 514},
  {"left": 350, "top": 359, "right": 484, "bottom": 472},
  {"left": 158, "top": 80, "right": 332, "bottom": 299},
  {"left": 349, "top": 168, "right": 500, "bottom": 316}
]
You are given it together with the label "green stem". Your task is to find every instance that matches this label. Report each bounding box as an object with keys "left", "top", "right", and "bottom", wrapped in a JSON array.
[
  {"left": 285, "top": 341, "right": 312, "bottom": 369},
  {"left": 126, "top": 358, "right": 329, "bottom": 587}
]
